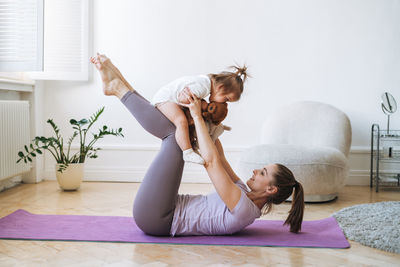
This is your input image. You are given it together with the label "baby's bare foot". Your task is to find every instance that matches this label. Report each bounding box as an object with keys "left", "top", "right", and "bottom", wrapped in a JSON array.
[
  {"left": 95, "top": 53, "right": 135, "bottom": 92},
  {"left": 90, "top": 54, "right": 129, "bottom": 98}
]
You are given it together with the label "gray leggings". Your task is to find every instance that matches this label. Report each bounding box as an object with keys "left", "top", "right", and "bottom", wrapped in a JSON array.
[{"left": 120, "top": 90, "right": 184, "bottom": 236}]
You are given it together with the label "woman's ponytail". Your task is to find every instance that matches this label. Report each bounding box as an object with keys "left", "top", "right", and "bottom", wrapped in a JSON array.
[
  {"left": 260, "top": 164, "right": 305, "bottom": 233},
  {"left": 284, "top": 181, "right": 305, "bottom": 233}
]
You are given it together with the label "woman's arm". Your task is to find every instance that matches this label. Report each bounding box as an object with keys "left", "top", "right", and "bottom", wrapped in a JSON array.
[
  {"left": 192, "top": 115, "right": 241, "bottom": 211},
  {"left": 214, "top": 139, "right": 241, "bottom": 183},
  {"left": 183, "top": 91, "right": 241, "bottom": 212}
]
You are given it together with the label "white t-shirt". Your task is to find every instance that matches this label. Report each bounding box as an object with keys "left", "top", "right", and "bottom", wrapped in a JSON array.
[{"left": 151, "top": 75, "right": 211, "bottom": 106}]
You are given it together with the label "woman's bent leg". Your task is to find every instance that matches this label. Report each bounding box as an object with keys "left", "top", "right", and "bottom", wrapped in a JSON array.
[
  {"left": 91, "top": 54, "right": 183, "bottom": 236},
  {"left": 120, "top": 90, "right": 183, "bottom": 236},
  {"left": 132, "top": 133, "right": 184, "bottom": 236}
]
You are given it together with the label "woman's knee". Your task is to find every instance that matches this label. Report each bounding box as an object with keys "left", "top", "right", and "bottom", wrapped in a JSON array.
[{"left": 133, "top": 206, "right": 171, "bottom": 236}]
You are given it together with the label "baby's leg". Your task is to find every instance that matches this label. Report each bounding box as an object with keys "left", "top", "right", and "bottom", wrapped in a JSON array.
[
  {"left": 157, "top": 102, "right": 191, "bottom": 151},
  {"left": 157, "top": 102, "right": 205, "bottom": 164}
]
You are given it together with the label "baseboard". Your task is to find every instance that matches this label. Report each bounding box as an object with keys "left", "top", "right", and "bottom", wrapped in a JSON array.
[
  {"left": 41, "top": 145, "right": 383, "bottom": 185},
  {"left": 43, "top": 167, "right": 374, "bottom": 185},
  {"left": 44, "top": 166, "right": 211, "bottom": 183},
  {"left": 0, "top": 175, "right": 23, "bottom": 192},
  {"left": 345, "top": 170, "right": 370, "bottom": 185}
]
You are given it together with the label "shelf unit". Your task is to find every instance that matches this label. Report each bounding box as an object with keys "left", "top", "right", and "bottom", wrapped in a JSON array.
[{"left": 370, "top": 124, "right": 400, "bottom": 192}]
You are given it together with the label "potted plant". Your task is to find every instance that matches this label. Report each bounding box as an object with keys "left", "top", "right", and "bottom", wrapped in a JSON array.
[{"left": 17, "top": 106, "right": 124, "bottom": 191}]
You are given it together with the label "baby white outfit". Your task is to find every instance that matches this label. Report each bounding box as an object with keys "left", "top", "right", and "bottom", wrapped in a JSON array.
[
  {"left": 151, "top": 75, "right": 211, "bottom": 106},
  {"left": 151, "top": 74, "right": 212, "bottom": 165}
]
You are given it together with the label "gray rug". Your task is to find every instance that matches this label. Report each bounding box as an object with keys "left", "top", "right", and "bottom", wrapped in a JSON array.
[{"left": 332, "top": 201, "right": 400, "bottom": 254}]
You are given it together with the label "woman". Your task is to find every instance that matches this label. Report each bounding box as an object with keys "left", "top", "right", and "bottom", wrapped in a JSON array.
[{"left": 90, "top": 54, "right": 305, "bottom": 237}]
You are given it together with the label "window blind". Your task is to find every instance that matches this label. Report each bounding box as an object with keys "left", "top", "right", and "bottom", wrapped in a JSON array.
[
  {"left": 0, "top": 0, "right": 44, "bottom": 72},
  {"left": 28, "top": 0, "right": 89, "bottom": 80},
  {"left": 0, "top": 0, "right": 88, "bottom": 81}
]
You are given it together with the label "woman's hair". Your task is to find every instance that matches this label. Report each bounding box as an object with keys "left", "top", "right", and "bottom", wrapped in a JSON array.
[
  {"left": 261, "top": 164, "right": 305, "bottom": 233},
  {"left": 208, "top": 64, "right": 250, "bottom": 100}
]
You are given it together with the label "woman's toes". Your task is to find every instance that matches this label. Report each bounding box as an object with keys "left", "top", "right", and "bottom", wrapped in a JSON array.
[{"left": 98, "top": 54, "right": 110, "bottom": 64}]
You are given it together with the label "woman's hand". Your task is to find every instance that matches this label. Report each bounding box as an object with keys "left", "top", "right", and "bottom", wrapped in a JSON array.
[{"left": 180, "top": 88, "right": 203, "bottom": 120}]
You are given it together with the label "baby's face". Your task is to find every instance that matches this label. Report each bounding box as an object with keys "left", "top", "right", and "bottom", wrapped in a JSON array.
[{"left": 210, "top": 85, "right": 239, "bottom": 103}]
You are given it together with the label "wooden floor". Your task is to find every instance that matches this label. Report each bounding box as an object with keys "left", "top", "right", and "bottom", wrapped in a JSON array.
[{"left": 0, "top": 181, "right": 399, "bottom": 267}]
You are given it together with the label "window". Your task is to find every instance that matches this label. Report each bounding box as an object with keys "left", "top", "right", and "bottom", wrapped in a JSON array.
[
  {"left": 0, "top": 0, "right": 44, "bottom": 72},
  {"left": 0, "top": 0, "right": 88, "bottom": 81}
]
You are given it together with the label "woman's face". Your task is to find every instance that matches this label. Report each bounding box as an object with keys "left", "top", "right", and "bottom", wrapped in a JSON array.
[{"left": 246, "top": 164, "right": 278, "bottom": 195}]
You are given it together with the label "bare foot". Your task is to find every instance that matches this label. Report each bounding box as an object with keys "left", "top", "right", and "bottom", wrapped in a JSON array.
[
  {"left": 94, "top": 53, "right": 135, "bottom": 92},
  {"left": 90, "top": 54, "right": 129, "bottom": 99}
]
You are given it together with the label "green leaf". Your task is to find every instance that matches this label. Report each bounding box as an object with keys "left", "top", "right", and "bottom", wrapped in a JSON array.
[
  {"left": 24, "top": 145, "right": 29, "bottom": 152},
  {"left": 16, "top": 158, "right": 22, "bottom": 163},
  {"left": 18, "top": 151, "right": 24, "bottom": 157},
  {"left": 89, "top": 107, "right": 105, "bottom": 124},
  {"left": 79, "top": 119, "right": 88, "bottom": 125},
  {"left": 27, "top": 157, "right": 32, "bottom": 162},
  {"left": 47, "top": 119, "right": 60, "bottom": 135},
  {"left": 118, "top": 128, "right": 122, "bottom": 132},
  {"left": 103, "top": 125, "right": 107, "bottom": 130},
  {"left": 30, "top": 143, "right": 34, "bottom": 149},
  {"left": 70, "top": 119, "right": 78, "bottom": 125},
  {"left": 36, "top": 149, "right": 42, "bottom": 154},
  {"left": 30, "top": 152, "right": 36, "bottom": 157},
  {"left": 24, "top": 158, "right": 27, "bottom": 163}
]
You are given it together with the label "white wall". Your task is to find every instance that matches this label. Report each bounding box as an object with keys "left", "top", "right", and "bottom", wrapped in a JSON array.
[{"left": 42, "top": 0, "right": 400, "bottom": 184}]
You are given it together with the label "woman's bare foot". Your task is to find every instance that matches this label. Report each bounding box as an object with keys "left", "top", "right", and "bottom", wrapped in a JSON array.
[
  {"left": 93, "top": 52, "right": 135, "bottom": 92},
  {"left": 90, "top": 54, "right": 129, "bottom": 99}
]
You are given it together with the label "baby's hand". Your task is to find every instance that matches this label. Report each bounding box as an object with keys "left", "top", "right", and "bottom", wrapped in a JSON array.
[{"left": 178, "top": 87, "right": 192, "bottom": 104}]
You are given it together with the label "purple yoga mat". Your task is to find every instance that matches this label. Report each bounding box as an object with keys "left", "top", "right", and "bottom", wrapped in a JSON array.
[{"left": 0, "top": 209, "right": 349, "bottom": 248}]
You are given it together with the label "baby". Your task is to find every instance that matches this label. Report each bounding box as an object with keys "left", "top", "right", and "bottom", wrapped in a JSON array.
[{"left": 152, "top": 65, "right": 249, "bottom": 164}]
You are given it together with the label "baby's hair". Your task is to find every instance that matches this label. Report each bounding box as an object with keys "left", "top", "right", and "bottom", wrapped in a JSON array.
[{"left": 209, "top": 64, "right": 251, "bottom": 100}]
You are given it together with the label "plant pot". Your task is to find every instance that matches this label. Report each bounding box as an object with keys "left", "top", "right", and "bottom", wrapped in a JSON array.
[{"left": 55, "top": 163, "right": 84, "bottom": 191}]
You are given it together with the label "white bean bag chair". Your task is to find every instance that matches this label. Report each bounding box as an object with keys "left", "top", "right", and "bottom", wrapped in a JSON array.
[{"left": 237, "top": 101, "right": 352, "bottom": 202}]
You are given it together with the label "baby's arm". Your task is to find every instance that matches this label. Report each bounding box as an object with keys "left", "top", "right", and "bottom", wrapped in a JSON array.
[{"left": 178, "top": 82, "right": 209, "bottom": 105}]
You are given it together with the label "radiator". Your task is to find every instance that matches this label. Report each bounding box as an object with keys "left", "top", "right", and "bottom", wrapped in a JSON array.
[{"left": 0, "top": 101, "right": 31, "bottom": 180}]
